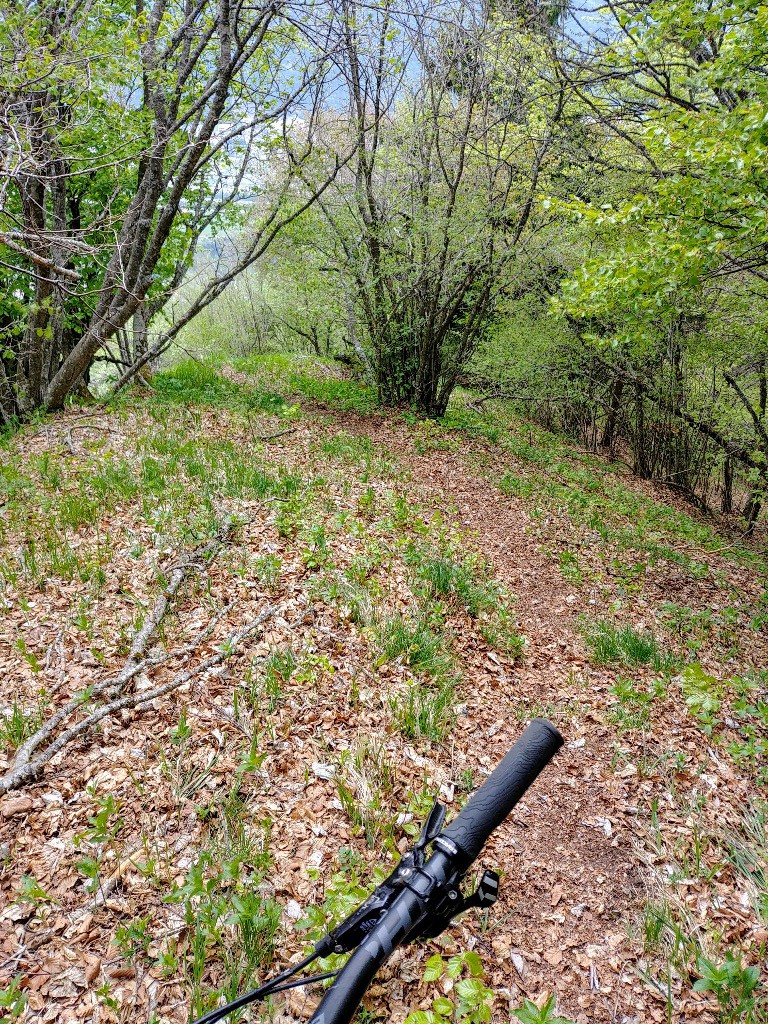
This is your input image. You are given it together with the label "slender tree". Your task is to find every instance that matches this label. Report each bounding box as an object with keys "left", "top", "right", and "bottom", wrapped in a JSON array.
[
  {"left": 290, "top": 1, "right": 569, "bottom": 416},
  {"left": 0, "top": 0, "right": 341, "bottom": 419}
]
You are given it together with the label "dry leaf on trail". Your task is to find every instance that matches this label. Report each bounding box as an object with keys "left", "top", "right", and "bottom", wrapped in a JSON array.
[
  {"left": 511, "top": 952, "right": 527, "bottom": 979},
  {"left": 2, "top": 395, "right": 766, "bottom": 1024},
  {"left": 543, "top": 948, "right": 564, "bottom": 966},
  {"left": 0, "top": 796, "right": 34, "bottom": 817}
]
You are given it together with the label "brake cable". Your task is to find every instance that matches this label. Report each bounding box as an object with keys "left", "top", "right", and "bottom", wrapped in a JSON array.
[{"left": 193, "top": 951, "right": 339, "bottom": 1024}]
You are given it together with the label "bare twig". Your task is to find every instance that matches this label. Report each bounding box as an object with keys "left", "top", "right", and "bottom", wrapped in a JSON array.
[
  {"left": 0, "top": 520, "right": 237, "bottom": 795},
  {"left": 0, "top": 603, "right": 277, "bottom": 794},
  {"left": 259, "top": 426, "right": 297, "bottom": 443},
  {"left": 466, "top": 391, "right": 573, "bottom": 412}
]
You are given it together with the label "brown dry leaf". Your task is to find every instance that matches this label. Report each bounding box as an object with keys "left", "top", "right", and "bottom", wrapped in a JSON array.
[
  {"left": 1, "top": 797, "right": 34, "bottom": 817},
  {"left": 1, "top": 394, "right": 765, "bottom": 1024},
  {"left": 285, "top": 989, "right": 322, "bottom": 1019}
]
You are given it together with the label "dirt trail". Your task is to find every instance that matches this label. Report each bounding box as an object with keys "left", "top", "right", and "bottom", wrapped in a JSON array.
[
  {"left": 3, "top": 393, "right": 759, "bottom": 1024},
  {"left": 316, "top": 410, "right": 654, "bottom": 1024}
]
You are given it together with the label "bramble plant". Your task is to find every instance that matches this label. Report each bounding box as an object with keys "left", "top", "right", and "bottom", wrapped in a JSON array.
[
  {"left": 404, "top": 951, "right": 493, "bottom": 1024},
  {"left": 512, "top": 994, "right": 575, "bottom": 1024}
]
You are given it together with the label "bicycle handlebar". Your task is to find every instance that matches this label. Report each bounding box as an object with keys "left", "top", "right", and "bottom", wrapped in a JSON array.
[
  {"left": 307, "top": 849, "right": 455, "bottom": 1024},
  {"left": 440, "top": 717, "right": 563, "bottom": 866},
  {"left": 307, "top": 718, "right": 563, "bottom": 1024},
  {"left": 192, "top": 719, "right": 564, "bottom": 1024}
]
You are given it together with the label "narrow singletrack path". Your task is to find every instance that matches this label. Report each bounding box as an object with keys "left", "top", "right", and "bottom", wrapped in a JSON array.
[{"left": 305, "top": 409, "right": 661, "bottom": 1024}]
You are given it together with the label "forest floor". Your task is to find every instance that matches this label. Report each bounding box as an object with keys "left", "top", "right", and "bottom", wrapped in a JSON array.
[{"left": 0, "top": 353, "right": 766, "bottom": 1024}]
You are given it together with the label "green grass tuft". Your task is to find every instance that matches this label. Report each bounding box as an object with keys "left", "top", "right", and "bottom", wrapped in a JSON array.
[
  {"left": 0, "top": 696, "right": 45, "bottom": 751},
  {"left": 289, "top": 372, "right": 378, "bottom": 413},
  {"left": 389, "top": 679, "right": 456, "bottom": 743},
  {"left": 378, "top": 613, "right": 454, "bottom": 678},
  {"left": 583, "top": 619, "right": 676, "bottom": 672},
  {"left": 153, "top": 360, "right": 288, "bottom": 414}
]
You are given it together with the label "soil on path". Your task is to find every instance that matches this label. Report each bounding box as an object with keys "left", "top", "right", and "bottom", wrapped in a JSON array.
[{"left": 312, "top": 410, "right": 661, "bottom": 1024}]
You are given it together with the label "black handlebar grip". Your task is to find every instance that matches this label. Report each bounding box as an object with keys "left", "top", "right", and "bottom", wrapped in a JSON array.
[{"left": 440, "top": 718, "right": 563, "bottom": 865}]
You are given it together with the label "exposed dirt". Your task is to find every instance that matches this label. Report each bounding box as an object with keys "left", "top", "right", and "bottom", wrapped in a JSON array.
[{"left": 0, "top": 397, "right": 765, "bottom": 1024}]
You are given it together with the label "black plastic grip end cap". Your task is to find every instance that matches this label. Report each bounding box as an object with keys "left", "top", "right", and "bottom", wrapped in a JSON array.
[{"left": 529, "top": 717, "right": 564, "bottom": 748}]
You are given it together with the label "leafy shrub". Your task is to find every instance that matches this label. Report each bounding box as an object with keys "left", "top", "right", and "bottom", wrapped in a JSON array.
[{"left": 405, "top": 952, "right": 493, "bottom": 1024}]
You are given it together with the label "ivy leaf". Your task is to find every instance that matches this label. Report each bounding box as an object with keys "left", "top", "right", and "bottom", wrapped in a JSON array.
[
  {"left": 423, "top": 954, "right": 444, "bottom": 982},
  {"left": 463, "top": 950, "right": 484, "bottom": 977}
]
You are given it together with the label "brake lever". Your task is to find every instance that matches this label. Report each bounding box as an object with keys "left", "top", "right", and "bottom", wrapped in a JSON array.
[
  {"left": 414, "top": 801, "right": 447, "bottom": 852},
  {"left": 312, "top": 801, "right": 499, "bottom": 957},
  {"left": 414, "top": 869, "right": 500, "bottom": 941},
  {"left": 313, "top": 802, "right": 448, "bottom": 956},
  {"left": 458, "top": 869, "right": 500, "bottom": 912},
  {"left": 313, "top": 867, "right": 401, "bottom": 956}
]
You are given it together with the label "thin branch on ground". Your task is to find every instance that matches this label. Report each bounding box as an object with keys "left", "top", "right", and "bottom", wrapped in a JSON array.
[
  {"left": 0, "top": 518, "right": 238, "bottom": 795},
  {"left": 259, "top": 426, "right": 297, "bottom": 442}
]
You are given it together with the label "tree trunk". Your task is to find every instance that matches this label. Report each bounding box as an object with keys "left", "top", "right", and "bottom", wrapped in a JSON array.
[
  {"left": 633, "top": 381, "right": 650, "bottom": 477},
  {"left": 601, "top": 373, "right": 624, "bottom": 449},
  {"left": 743, "top": 485, "right": 762, "bottom": 536},
  {"left": 721, "top": 457, "right": 733, "bottom": 514}
]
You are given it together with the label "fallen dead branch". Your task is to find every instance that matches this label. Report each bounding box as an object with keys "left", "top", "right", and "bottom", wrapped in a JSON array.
[
  {"left": 0, "top": 519, "right": 240, "bottom": 795},
  {"left": 259, "top": 426, "right": 297, "bottom": 443},
  {"left": 465, "top": 391, "right": 573, "bottom": 412},
  {"left": 0, "top": 601, "right": 278, "bottom": 795}
]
